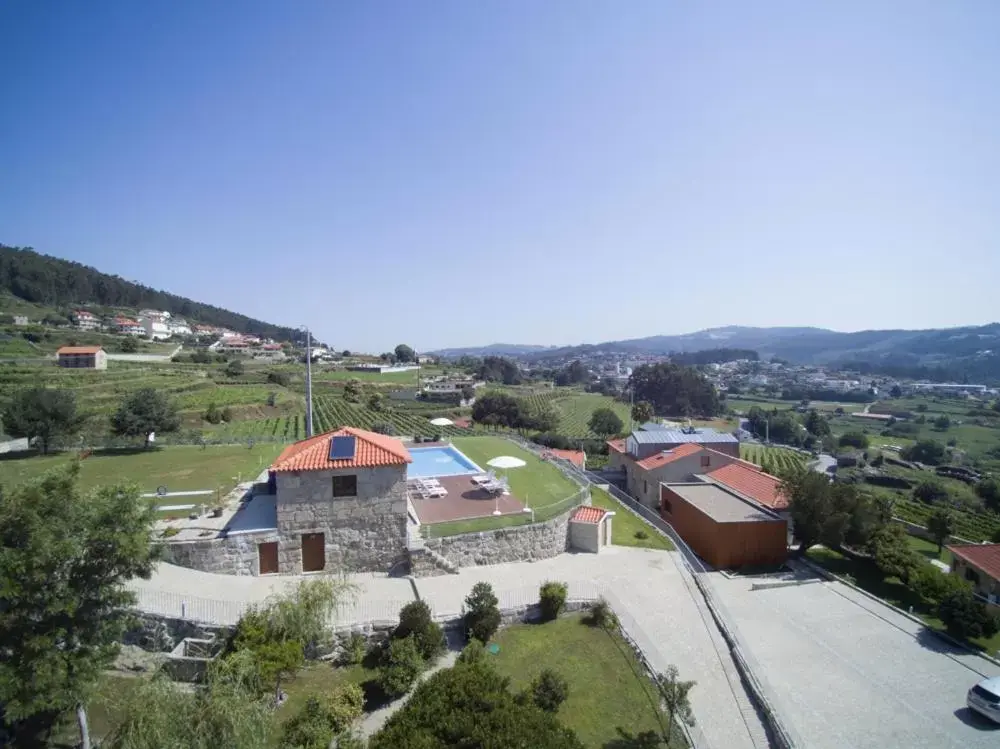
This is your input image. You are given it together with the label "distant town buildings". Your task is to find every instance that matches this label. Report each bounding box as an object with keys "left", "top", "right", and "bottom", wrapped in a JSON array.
[
  {"left": 72, "top": 309, "right": 101, "bottom": 331},
  {"left": 113, "top": 316, "right": 144, "bottom": 336}
]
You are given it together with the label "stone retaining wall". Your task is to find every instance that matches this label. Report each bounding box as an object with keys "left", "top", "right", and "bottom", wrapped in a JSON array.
[
  {"left": 421, "top": 508, "right": 575, "bottom": 573},
  {"left": 158, "top": 530, "right": 280, "bottom": 576}
]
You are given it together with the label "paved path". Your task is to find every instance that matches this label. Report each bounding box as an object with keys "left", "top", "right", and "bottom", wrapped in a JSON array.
[
  {"left": 709, "top": 567, "right": 1000, "bottom": 749},
  {"left": 357, "top": 634, "right": 461, "bottom": 738},
  {"left": 131, "top": 547, "right": 767, "bottom": 749}
]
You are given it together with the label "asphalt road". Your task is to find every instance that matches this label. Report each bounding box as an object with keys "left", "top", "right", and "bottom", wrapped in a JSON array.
[{"left": 708, "top": 569, "right": 1000, "bottom": 749}]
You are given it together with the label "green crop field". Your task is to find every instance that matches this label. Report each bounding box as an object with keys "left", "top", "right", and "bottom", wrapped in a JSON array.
[
  {"left": 311, "top": 394, "right": 469, "bottom": 437},
  {"left": 0, "top": 443, "right": 284, "bottom": 497},
  {"left": 739, "top": 443, "right": 807, "bottom": 473}
]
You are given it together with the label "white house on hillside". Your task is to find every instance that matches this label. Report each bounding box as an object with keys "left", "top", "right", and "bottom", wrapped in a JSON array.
[
  {"left": 73, "top": 310, "right": 101, "bottom": 331},
  {"left": 139, "top": 315, "right": 171, "bottom": 340}
]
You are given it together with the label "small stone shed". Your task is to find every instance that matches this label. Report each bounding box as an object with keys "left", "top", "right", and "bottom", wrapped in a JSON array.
[{"left": 568, "top": 505, "right": 614, "bottom": 553}]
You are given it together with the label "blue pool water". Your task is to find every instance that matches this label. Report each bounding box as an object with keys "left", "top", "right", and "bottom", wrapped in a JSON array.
[{"left": 407, "top": 445, "right": 483, "bottom": 479}]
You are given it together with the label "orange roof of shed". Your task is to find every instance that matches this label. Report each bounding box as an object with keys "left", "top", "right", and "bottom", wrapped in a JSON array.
[
  {"left": 947, "top": 543, "right": 1000, "bottom": 581},
  {"left": 571, "top": 506, "right": 611, "bottom": 524},
  {"left": 271, "top": 427, "right": 412, "bottom": 472},
  {"left": 57, "top": 346, "right": 103, "bottom": 355},
  {"left": 636, "top": 443, "right": 704, "bottom": 470}
]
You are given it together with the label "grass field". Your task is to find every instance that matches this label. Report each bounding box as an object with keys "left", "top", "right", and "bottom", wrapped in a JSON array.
[
  {"left": 490, "top": 613, "right": 683, "bottom": 747},
  {"left": 807, "top": 545, "right": 1000, "bottom": 654},
  {"left": 423, "top": 436, "right": 583, "bottom": 536},
  {"left": 738, "top": 443, "right": 807, "bottom": 473},
  {"left": 0, "top": 443, "right": 284, "bottom": 497},
  {"left": 590, "top": 487, "right": 673, "bottom": 551}
]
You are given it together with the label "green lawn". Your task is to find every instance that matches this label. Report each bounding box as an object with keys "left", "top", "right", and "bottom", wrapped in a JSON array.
[
  {"left": 591, "top": 487, "right": 674, "bottom": 551},
  {"left": 906, "top": 534, "right": 952, "bottom": 565},
  {"left": 490, "top": 614, "right": 683, "bottom": 748},
  {"left": 425, "top": 436, "right": 584, "bottom": 535},
  {"left": 0, "top": 443, "right": 284, "bottom": 497},
  {"left": 806, "top": 545, "right": 1000, "bottom": 654}
]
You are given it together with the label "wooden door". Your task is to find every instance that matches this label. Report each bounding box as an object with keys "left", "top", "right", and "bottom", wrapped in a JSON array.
[
  {"left": 301, "top": 532, "right": 325, "bottom": 572},
  {"left": 258, "top": 542, "right": 278, "bottom": 575}
]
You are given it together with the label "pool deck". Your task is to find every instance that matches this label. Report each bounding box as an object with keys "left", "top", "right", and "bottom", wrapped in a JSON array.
[{"left": 408, "top": 474, "right": 527, "bottom": 523}]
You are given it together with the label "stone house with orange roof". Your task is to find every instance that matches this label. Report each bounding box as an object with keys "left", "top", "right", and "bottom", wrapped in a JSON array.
[
  {"left": 268, "top": 427, "right": 413, "bottom": 574},
  {"left": 946, "top": 543, "right": 1000, "bottom": 607}
]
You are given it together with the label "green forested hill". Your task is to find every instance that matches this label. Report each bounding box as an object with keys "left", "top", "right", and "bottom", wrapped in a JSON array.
[{"left": 0, "top": 244, "right": 301, "bottom": 341}]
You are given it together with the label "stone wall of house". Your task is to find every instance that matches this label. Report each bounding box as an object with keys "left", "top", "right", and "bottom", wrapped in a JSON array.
[
  {"left": 275, "top": 464, "right": 408, "bottom": 573},
  {"left": 420, "top": 507, "right": 576, "bottom": 572},
  {"left": 158, "top": 530, "right": 280, "bottom": 576},
  {"left": 161, "top": 531, "right": 280, "bottom": 575}
]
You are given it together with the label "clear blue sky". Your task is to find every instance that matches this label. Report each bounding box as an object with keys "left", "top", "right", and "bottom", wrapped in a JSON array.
[{"left": 2, "top": 1, "right": 999, "bottom": 352}]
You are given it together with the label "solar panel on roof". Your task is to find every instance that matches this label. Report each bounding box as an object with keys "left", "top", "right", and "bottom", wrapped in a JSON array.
[{"left": 329, "top": 435, "right": 356, "bottom": 461}]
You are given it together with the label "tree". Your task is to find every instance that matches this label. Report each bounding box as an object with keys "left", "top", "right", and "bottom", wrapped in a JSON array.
[
  {"left": 900, "top": 439, "right": 946, "bottom": 465},
  {"left": 393, "top": 600, "right": 445, "bottom": 662},
  {"left": 926, "top": 508, "right": 956, "bottom": 553},
  {"left": 554, "top": 360, "right": 589, "bottom": 386},
  {"left": 868, "top": 524, "right": 922, "bottom": 585},
  {"left": 0, "top": 465, "right": 158, "bottom": 748},
  {"left": 803, "top": 409, "right": 831, "bottom": 438},
  {"left": 539, "top": 581, "right": 568, "bottom": 621},
  {"left": 267, "top": 370, "right": 291, "bottom": 387},
  {"left": 119, "top": 336, "right": 140, "bottom": 353},
  {"left": 628, "top": 362, "right": 721, "bottom": 417},
  {"left": 377, "top": 636, "right": 424, "bottom": 699},
  {"left": 460, "top": 384, "right": 475, "bottom": 402},
  {"left": 369, "top": 661, "right": 584, "bottom": 749},
  {"left": 464, "top": 581, "right": 502, "bottom": 643},
  {"left": 938, "top": 588, "right": 999, "bottom": 640},
  {"left": 589, "top": 407, "right": 624, "bottom": 438},
  {"left": 343, "top": 378, "right": 362, "bottom": 402},
  {"left": 932, "top": 414, "right": 951, "bottom": 431},
  {"left": 104, "top": 651, "right": 273, "bottom": 749},
  {"left": 471, "top": 392, "right": 523, "bottom": 429},
  {"left": 2, "top": 387, "right": 82, "bottom": 454},
  {"left": 394, "top": 344, "right": 415, "bottom": 363},
  {"left": 225, "top": 359, "right": 245, "bottom": 377},
  {"left": 477, "top": 356, "right": 523, "bottom": 385},
  {"left": 779, "top": 469, "right": 883, "bottom": 555},
  {"left": 110, "top": 388, "right": 180, "bottom": 448},
  {"left": 367, "top": 391, "right": 385, "bottom": 411},
  {"left": 976, "top": 478, "right": 1000, "bottom": 513},
  {"left": 205, "top": 402, "right": 222, "bottom": 424},
  {"left": 529, "top": 669, "right": 569, "bottom": 713},
  {"left": 912, "top": 479, "right": 948, "bottom": 505},
  {"left": 654, "top": 665, "right": 696, "bottom": 742},
  {"left": 341, "top": 349, "right": 351, "bottom": 357},
  {"left": 279, "top": 684, "right": 364, "bottom": 749},
  {"left": 889, "top": 385, "right": 902, "bottom": 398},
  {"left": 838, "top": 431, "right": 869, "bottom": 449},
  {"left": 631, "top": 400, "right": 654, "bottom": 425}
]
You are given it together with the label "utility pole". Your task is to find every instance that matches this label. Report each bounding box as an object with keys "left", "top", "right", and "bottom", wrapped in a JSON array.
[
  {"left": 304, "top": 327, "right": 314, "bottom": 438},
  {"left": 628, "top": 385, "right": 634, "bottom": 433}
]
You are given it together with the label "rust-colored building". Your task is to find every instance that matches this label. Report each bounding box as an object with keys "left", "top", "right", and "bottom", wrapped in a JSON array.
[{"left": 660, "top": 482, "right": 787, "bottom": 569}]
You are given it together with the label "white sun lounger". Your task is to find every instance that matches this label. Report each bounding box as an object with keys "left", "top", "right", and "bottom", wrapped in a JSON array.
[{"left": 471, "top": 470, "right": 496, "bottom": 486}]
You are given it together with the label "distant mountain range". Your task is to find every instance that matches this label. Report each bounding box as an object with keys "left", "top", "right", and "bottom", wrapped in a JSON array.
[
  {"left": 434, "top": 324, "right": 1000, "bottom": 382},
  {"left": 429, "top": 343, "right": 558, "bottom": 358}
]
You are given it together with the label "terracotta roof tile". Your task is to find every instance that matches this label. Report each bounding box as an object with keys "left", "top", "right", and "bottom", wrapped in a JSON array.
[
  {"left": 57, "top": 346, "right": 103, "bottom": 355},
  {"left": 947, "top": 543, "right": 1000, "bottom": 581},
  {"left": 571, "top": 506, "right": 610, "bottom": 524},
  {"left": 707, "top": 462, "right": 787, "bottom": 510},
  {"left": 607, "top": 439, "right": 627, "bottom": 454},
  {"left": 544, "top": 448, "right": 586, "bottom": 468},
  {"left": 636, "top": 443, "right": 704, "bottom": 470},
  {"left": 271, "top": 427, "right": 412, "bottom": 472}
]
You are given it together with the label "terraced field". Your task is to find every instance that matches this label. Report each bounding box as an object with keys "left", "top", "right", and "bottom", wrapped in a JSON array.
[
  {"left": 511, "top": 390, "right": 631, "bottom": 437},
  {"left": 739, "top": 443, "right": 808, "bottom": 473},
  {"left": 311, "top": 395, "right": 469, "bottom": 437}
]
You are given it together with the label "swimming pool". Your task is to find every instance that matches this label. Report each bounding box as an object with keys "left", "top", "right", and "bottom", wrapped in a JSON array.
[{"left": 407, "top": 445, "right": 483, "bottom": 479}]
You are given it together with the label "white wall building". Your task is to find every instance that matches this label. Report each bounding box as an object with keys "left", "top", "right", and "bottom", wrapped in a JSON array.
[
  {"left": 139, "top": 315, "right": 172, "bottom": 340},
  {"left": 168, "top": 318, "right": 192, "bottom": 336},
  {"left": 73, "top": 310, "right": 101, "bottom": 331}
]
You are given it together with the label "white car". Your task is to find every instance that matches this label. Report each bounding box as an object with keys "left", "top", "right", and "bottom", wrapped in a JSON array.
[{"left": 967, "top": 676, "right": 1000, "bottom": 723}]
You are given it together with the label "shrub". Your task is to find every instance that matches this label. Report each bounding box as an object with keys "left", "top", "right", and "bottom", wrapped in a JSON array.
[
  {"left": 464, "top": 582, "right": 502, "bottom": 644},
  {"left": 326, "top": 682, "right": 365, "bottom": 734},
  {"left": 913, "top": 480, "right": 948, "bottom": 505},
  {"left": 268, "top": 370, "right": 291, "bottom": 387},
  {"left": 910, "top": 564, "right": 966, "bottom": 605},
  {"left": 586, "top": 597, "right": 617, "bottom": 629},
  {"left": 938, "top": 587, "right": 999, "bottom": 640},
  {"left": 225, "top": 359, "right": 245, "bottom": 377},
  {"left": 221, "top": 405, "right": 233, "bottom": 423},
  {"left": 372, "top": 422, "right": 396, "bottom": 436},
  {"left": 160, "top": 526, "right": 179, "bottom": 538},
  {"left": 634, "top": 529, "right": 649, "bottom": 540},
  {"left": 838, "top": 432, "right": 870, "bottom": 449},
  {"left": 529, "top": 669, "right": 569, "bottom": 713},
  {"left": 205, "top": 402, "right": 222, "bottom": 424},
  {"left": 378, "top": 636, "right": 424, "bottom": 698},
  {"left": 394, "top": 600, "right": 445, "bottom": 662},
  {"left": 457, "top": 639, "right": 487, "bottom": 665},
  {"left": 344, "top": 633, "right": 367, "bottom": 665},
  {"left": 539, "top": 581, "right": 568, "bottom": 622},
  {"left": 279, "top": 684, "right": 363, "bottom": 749}
]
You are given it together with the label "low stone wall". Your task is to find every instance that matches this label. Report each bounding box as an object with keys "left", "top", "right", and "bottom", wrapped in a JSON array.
[
  {"left": 892, "top": 517, "right": 974, "bottom": 546},
  {"left": 421, "top": 508, "right": 574, "bottom": 572},
  {"left": 125, "top": 612, "right": 231, "bottom": 652},
  {"left": 158, "top": 529, "right": 280, "bottom": 576}
]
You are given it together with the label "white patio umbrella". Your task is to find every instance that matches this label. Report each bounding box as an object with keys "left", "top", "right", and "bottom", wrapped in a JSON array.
[
  {"left": 429, "top": 417, "right": 453, "bottom": 427},
  {"left": 486, "top": 456, "right": 527, "bottom": 515}
]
